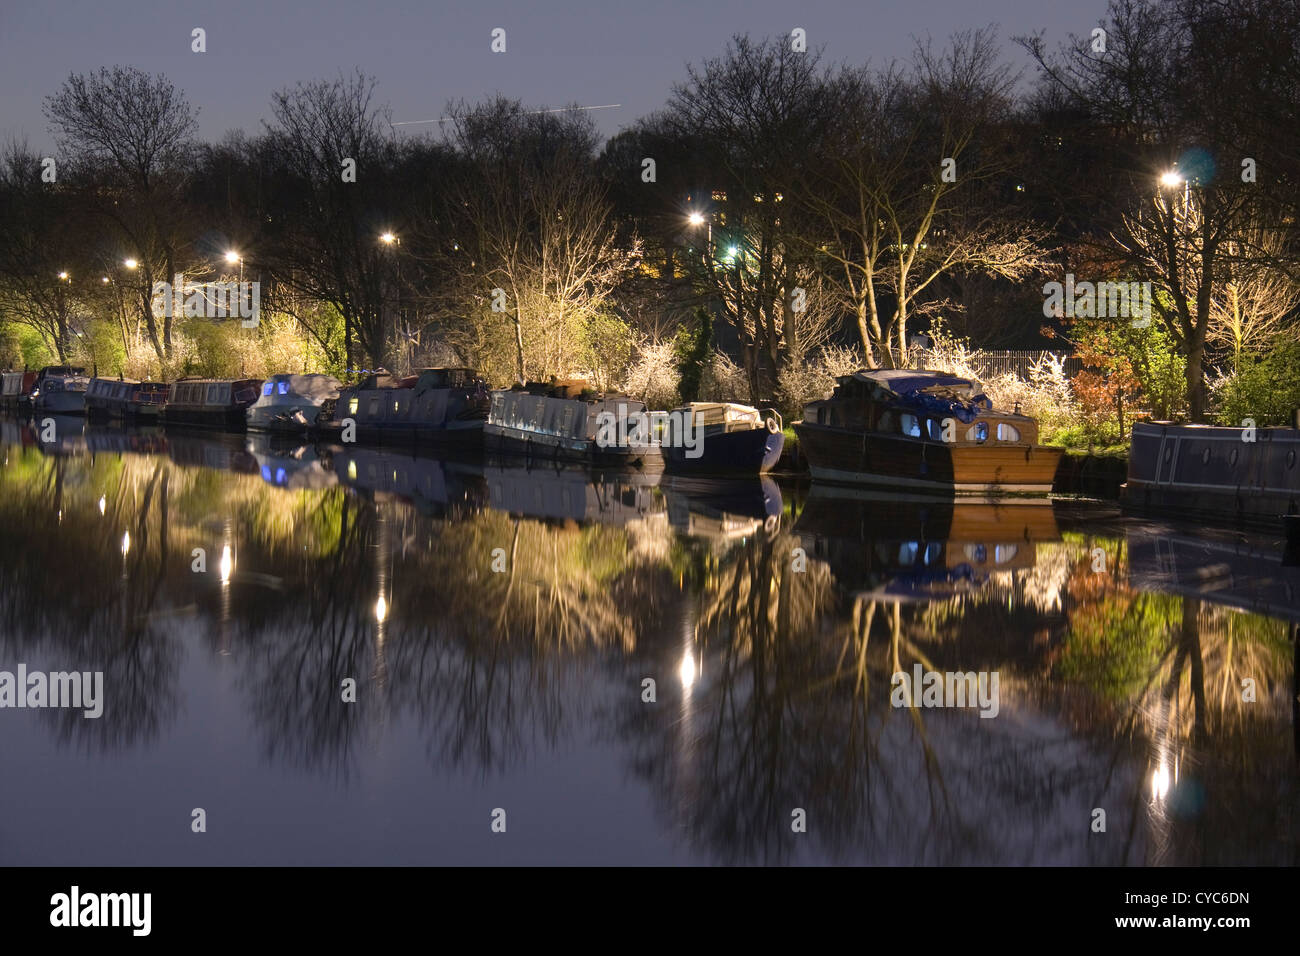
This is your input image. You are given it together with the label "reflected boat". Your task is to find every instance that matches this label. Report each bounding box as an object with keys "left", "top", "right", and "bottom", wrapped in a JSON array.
[
  {"left": 328, "top": 445, "right": 485, "bottom": 515},
  {"left": 662, "top": 475, "right": 783, "bottom": 539},
  {"left": 1, "top": 370, "right": 38, "bottom": 411},
  {"left": 485, "top": 460, "right": 663, "bottom": 525},
  {"left": 84, "top": 424, "right": 168, "bottom": 455},
  {"left": 246, "top": 435, "right": 337, "bottom": 490},
  {"left": 795, "top": 486, "right": 1061, "bottom": 600}
]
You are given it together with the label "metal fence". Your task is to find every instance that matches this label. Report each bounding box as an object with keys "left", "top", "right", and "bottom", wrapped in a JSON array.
[{"left": 908, "top": 348, "right": 1084, "bottom": 381}]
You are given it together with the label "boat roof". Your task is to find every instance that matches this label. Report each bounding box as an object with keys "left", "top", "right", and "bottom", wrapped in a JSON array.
[{"left": 848, "top": 369, "right": 981, "bottom": 393}]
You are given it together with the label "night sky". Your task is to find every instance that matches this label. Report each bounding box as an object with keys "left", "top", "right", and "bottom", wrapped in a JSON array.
[{"left": 1, "top": 0, "right": 1107, "bottom": 151}]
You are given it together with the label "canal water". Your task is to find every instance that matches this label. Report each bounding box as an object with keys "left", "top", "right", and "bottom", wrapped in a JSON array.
[{"left": 1, "top": 417, "right": 1296, "bottom": 865}]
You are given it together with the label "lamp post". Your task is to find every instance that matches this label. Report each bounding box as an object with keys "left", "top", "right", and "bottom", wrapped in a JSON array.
[
  {"left": 224, "top": 250, "right": 244, "bottom": 284},
  {"left": 379, "top": 233, "right": 403, "bottom": 371}
]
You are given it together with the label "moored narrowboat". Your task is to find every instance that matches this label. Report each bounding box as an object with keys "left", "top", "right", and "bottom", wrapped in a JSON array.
[
  {"left": 661, "top": 402, "right": 784, "bottom": 476},
  {"left": 162, "top": 378, "right": 262, "bottom": 430},
  {"left": 1123, "top": 418, "right": 1300, "bottom": 531},
  {"left": 247, "top": 373, "right": 343, "bottom": 433},
  {"left": 31, "top": 366, "right": 90, "bottom": 415},
  {"left": 794, "top": 369, "right": 1062, "bottom": 495},
  {"left": 484, "top": 380, "right": 662, "bottom": 470},
  {"left": 1, "top": 371, "right": 38, "bottom": 411},
  {"left": 319, "top": 367, "right": 489, "bottom": 445},
  {"left": 85, "top": 378, "right": 169, "bottom": 422}
]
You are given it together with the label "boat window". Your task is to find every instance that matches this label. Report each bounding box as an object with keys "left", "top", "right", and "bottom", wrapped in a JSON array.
[
  {"left": 897, "top": 542, "right": 919, "bottom": 565},
  {"left": 278, "top": 381, "right": 289, "bottom": 395},
  {"left": 923, "top": 541, "right": 943, "bottom": 566},
  {"left": 900, "top": 413, "right": 921, "bottom": 438},
  {"left": 966, "top": 422, "right": 989, "bottom": 443},
  {"left": 964, "top": 544, "right": 987, "bottom": 564},
  {"left": 996, "top": 423, "right": 1020, "bottom": 442},
  {"left": 207, "top": 385, "right": 222, "bottom": 404},
  {"left": 994, "top": 544, "right": 1019, "bottom": 564},
  {"left": 368, "top": 397, "right": 380, "bottom": 416},
  {"left": 262, "top": 382, "right": 273, "bottom": 396},
  {"left": 348, "top": 398, "right": 359, "bottom": 415},
  {"left": 1201, "top": 447, "right": 1211, "bottom": 465}
]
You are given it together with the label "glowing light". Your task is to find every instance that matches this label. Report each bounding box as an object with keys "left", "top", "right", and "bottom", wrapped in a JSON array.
[
  {"left": 679, "top": 652, "right": 696, "bottom": 689},
  {"left": 379, "top": 232, "right": 396, "bottom": 244},
  {"left": 375, "top": 594, "right": 388, "bottom": 623},
  {"left": 1160, "top": 170, "right": 1184, "bottom": 188},
  {"left": 224, "top": 250, "right": 240, "bottom": 264},
  {"left": 123, "top": 258, "right": 138, "bottom": 269},
  {"left": 98, "top": 495, "right": 106, "bottom": 515},
  {"left": 219, "top": 544, "right": 234, "bottom": 584},
  {"left": 1152, "top": 761, "right": 1171, "bottom": 800},
  {"left": 58, "top": 271, "right": 69, "bottom": 280},
  {"left": 121, "top": 531, "right": 131, "bottom": 556},
  {"left": 101, "top": 276, "right": 110, "bottom": 284},
  {"left": 687, "top": 212, "right": 705, "bottom": 226},
  {"left": 727, "top": 246, "right": 739, "bottom": 258}
]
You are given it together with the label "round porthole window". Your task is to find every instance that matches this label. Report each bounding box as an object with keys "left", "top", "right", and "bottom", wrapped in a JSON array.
[
  {"left": 1163, "top": 446, "right": 1173, "bottom": 462},
  {"left": 1229, "top": 447, "right": 1239, "bottom": 467},
  {"left": 1201, "top": 447, "right": 1211, "bottom": 465},
  {"left": 1288, "top": 450, "right": 1297, "bottom": 469}
]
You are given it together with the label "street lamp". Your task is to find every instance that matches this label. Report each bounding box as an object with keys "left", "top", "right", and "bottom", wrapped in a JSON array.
[
  {"left": 224, "top": 250, "right": 244, "bottom": 283},
  {"left": 123, "top": 258, "right": 138, "bottom": 270},
  {"left": 58, "top": 271, "right": 69, "bottom": 281}
]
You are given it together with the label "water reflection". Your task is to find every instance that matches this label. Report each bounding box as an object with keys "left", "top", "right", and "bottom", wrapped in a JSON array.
[{"left": 0, "top": 423, "right": 1294, "bottom": 864}]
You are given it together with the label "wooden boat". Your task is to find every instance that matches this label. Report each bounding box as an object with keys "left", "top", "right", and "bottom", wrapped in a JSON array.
[
  {"left": 162, "top": 378, "right": 262, "bottom": 430},
  {"left": 661, "top": 402, "right": 784, "bottom": 476},
  {"left": 1, "top": 371, "right": 38, "bottom": 411},
  {"left": 1123, "top": 419, "right": 1300, "bottom": 531},
  {"left": 794, "top": 369, "right": 1062, "bottom": 494},
  {"left": 31, "top": 366, "right": 90, "bottom": 415},
  {"left": 319, "top": 367, "right": 489, "bottom": 445},
  {"left": 247, "top": 373, "right": 343, "bottom": 433},
  {"left": 484, "top": 380, "right": 662, "bottom": 470},
  {"left": 85, "top": 378, "right": 169, "bottom": 422}
]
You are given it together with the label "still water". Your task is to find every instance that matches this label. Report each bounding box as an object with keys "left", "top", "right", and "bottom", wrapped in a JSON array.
[{"left": 1, "top": 416, "right": 1296, "bottom": 865}]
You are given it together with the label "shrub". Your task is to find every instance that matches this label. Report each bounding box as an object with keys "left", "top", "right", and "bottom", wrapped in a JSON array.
[
  {"left": 1214, "top": 333, "right": 1300, "bottom": 426},
  {"left": 623, "top": 339, "right": 681, "bottom": 409},
  {"left": 697, "top": 350, "right": 750, "bottom": 404}
]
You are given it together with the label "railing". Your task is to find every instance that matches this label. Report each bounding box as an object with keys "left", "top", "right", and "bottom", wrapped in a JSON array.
[{"left": 907, "top": 348, "right": 1083, "bottom": 381}]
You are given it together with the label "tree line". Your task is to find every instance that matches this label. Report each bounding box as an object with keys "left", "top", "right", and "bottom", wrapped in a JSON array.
[{"left": 1, "top": 0, "right": 1298, "bottom": 423}]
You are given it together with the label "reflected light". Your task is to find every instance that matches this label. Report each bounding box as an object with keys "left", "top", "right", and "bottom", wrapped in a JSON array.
[
  {"left": 679, "top": 652, "right": 696, "bottom": 689},
  {"left": 219, "top": 544, "right": 234, "bottom": 584},
  {"left": 98, "top": 495, "right": 106, "bottom": 515},
  {"left": 120, "top": 530, "right": 131, "bottom": 556},
  {"left": 1152, "top": 761, "right": 1171, "bottom": 800},
  {"left": 375, "top": 594, "right": 388, "bottom": 623}
]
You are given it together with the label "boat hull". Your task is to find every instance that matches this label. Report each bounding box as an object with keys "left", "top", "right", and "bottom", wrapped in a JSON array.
[
  {"left": 663, "top": 426, "right": 784, "bottom": 476},
  {"left": 795, "top": 422, "right": 1062, "bottom": 494},
  {"left": 1122, "top": 421, "right": 1300, "bottom": 530}
]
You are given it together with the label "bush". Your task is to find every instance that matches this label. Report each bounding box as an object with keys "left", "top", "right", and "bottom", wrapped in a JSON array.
[
  {"left": 1214, "top": 334, "right": 1300, "bottom": 426},
  {"left": 697, "top": 350, "right": 750, "bottom": 404},
  {"left": 623, "top": 339, "right": 681, "bottom": 409},
  {"left": 775, "top": 344, "right": 865, "bottom": 420}
]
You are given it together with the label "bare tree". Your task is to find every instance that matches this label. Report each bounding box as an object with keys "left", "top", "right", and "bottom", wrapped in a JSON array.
[{"left": 44, "top": 67, "right": 199, "bottom": 369}]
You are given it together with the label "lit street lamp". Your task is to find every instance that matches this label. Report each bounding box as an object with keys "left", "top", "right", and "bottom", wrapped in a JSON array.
[{"left": 224, "top": 250, "right": 244, "bottom": 283}]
